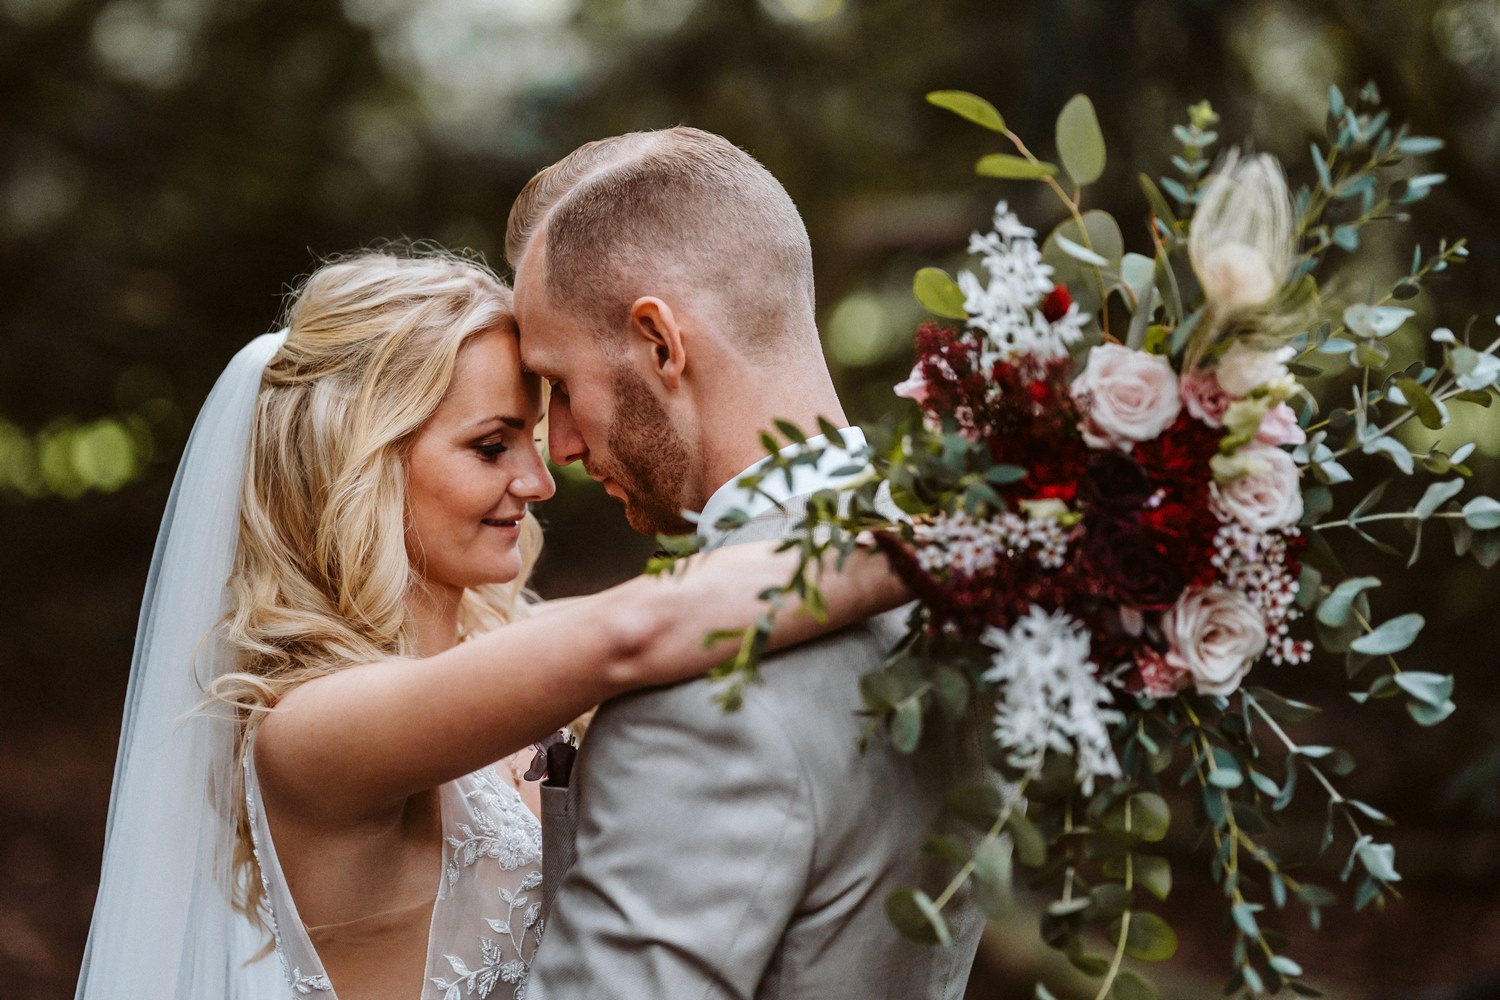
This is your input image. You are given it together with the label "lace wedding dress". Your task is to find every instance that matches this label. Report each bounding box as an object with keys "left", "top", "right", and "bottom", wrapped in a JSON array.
[{"left": 244, "top": 737, "right": 546, "bottom": 1000}]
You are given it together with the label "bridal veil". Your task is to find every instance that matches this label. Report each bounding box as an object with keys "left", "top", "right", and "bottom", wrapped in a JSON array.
[{"left": 75, "top": 331, "right": 288, "bottom": 999}]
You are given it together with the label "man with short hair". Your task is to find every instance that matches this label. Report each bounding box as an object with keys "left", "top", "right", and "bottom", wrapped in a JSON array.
[{"left": 509, "top": 126, "right": 982, "bottom": 1000}]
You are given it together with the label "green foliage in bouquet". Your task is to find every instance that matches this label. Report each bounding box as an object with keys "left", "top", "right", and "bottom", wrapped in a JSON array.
[{"left": 657, "top": 83, "right": 1500, "bottom": 998}]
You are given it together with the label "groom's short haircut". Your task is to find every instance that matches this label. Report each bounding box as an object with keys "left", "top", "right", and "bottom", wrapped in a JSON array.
[{"left": 505, "top": 127, "right": 816, "bottom": 359}]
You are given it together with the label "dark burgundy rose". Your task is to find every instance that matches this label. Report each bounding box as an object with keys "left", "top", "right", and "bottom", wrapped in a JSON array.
[
  {"left": 1079, "top": 518, "right": 1186, "bottom": 611},
  {"left": 1080, "top": 451, "right": 1154, "bottom": 512}
]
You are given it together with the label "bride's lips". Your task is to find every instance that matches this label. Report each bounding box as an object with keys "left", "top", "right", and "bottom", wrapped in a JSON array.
[{"left": 481, "top": 515, "right": 523, "bottom": 534}]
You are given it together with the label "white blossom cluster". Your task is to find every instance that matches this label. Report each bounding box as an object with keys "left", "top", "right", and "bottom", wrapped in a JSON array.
[
  {"left": 1210, "top": 519, "right": 1313, "bottom": 665},
  {"left": 982, "top": 607, "right": 1124, "bottom": 795},
  {"left": 957, "top": 202, "right": 1088, "bottom": 364},
  {"left": 911, "top": 509, "right": 1070, "bottom": 577}
]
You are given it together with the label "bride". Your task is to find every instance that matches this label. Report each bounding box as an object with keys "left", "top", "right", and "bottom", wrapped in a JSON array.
[{"left": 74, "top": 249, "right": 904, "bottom": 1000}]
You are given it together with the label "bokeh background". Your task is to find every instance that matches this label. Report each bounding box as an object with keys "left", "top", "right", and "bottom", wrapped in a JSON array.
[{"left": 3, "top": 0, "right": 1500, "bottom": 997}]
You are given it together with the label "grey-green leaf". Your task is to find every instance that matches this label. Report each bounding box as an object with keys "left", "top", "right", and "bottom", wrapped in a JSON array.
[
  {"left": 890, "top": 698, "right": 923, "bottom": 754},
  {"left": 1056, "top": 93, "right": 1106, "bottom": 186},
  {"left": 1316, "top": 577, "right": 1381, "bottom": 627},
  {"left": 1463, "top": 496, "right": 1500, "bottom": 530},
  {"left": 1350, "top": 613, "right": 1424, "bottom": 655},
  {"left": 1393, "top": 671, "right": 1454, "bottom": 707},
  {"left": 1414, "top": 479, "right": 1464, "bottom": 520},
  {"left": 926, "top": 90, "right": 1007, "bottom": 133}
]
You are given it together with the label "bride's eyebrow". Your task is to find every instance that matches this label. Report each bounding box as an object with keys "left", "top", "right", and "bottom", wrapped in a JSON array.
[{"left": 469, "top": 415, "right": 527, "bottom": 431}]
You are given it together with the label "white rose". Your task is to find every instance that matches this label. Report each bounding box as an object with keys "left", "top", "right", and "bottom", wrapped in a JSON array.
[
  {"left": 1165, "top": 585, "right": 1268, "bottom": 697},
  {"left": 1072, "top": 343, "right": 1182, "bottom": 450},
  {"left": 1215, "top": 341, "right": 1294, "bottom": 397},
  {"left": 1212, "top": 442, "right": 1303, "bottom": 531}
]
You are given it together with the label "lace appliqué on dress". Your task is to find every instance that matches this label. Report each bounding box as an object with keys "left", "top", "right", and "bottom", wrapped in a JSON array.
[
  {"left": 246, "top": 742, "right": 543, "bottom": 1000},
  {"left": 431, "top": 770, "right": 544, "bottom": 1000}
]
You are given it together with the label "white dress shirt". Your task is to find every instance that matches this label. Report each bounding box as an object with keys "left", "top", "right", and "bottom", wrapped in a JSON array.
[{"left": 695, "top": 427, "right": 869, "bottom": 545}]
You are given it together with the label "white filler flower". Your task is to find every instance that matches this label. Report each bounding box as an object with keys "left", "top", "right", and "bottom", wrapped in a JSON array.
[
  {"left": 983, "top": 607, "right": 1124, "bottom": 794},
  {"left": 958, "top": 201, "right": 1088, "bottom": 363}
]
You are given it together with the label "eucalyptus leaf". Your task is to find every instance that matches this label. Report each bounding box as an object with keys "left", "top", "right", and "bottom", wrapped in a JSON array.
[
  {"left": 1393, "top": 671, "right": 1454, "bottom": 707},
  {"left": 890, "top": 698, "right": 923, "bottom": 753},
  {"left": 1138, "top": 173, "right": 1179, "bottom": 229},
  {"left": 886, "top": 887, "right": 954, "bottom": 947},
  {"left": 1393, "top": 377, "right": 1446, "bottom": 429},
  {"left": 1053, "top": 233, "right": 1110, "bottom": 267},
  {"left": 1462, "top": 496, "right": 1500, "bottom": 530},
  {"left": 913, "top": 267, "right": 968, "bottom": 320},
  {"left": 1112, "top": 970, "right": 1159, "bottom": 1000},
  {"left": 1350, "top": 613, "right": 1424, "bottom": 655},
  {"left": 1355, "top": 840, "right": 1401, "bottom": 883},
  {"left": 926, "top": 90, "right": 1007, "bottom": 133},
  {"left": 1005, "top": 811, "right": 1047, "bottom": 868},
  {"left": 1110, "top": 911, "right": 1178, "bottom": 962},
  {"left": 1248, "top": 687, "right": 1322, "bottom": 724},
  {"left": 1407, "top": 699, "right": 1457, "bottom": 726},
  {"left": 1363, "top": 435, "right": 1414, "bottom": 475},
  {"left": 1056, "top": 93, "right": 1106, "bottom": 186},
  {"left": 975, "top": 153, "right": 1058, "bottom": 180},
  {"left": 971, "top": 835, "right": 1015, "bottom": 919},
  {"left": 1316, "top": 577, "right": 1380, "bottom": 627},
  {"left": 1414, "top": 479, "right": 1464, "bottom": 520}
]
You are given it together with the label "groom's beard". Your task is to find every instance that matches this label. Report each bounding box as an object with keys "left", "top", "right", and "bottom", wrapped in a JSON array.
[{"left": 603, "top": 364, "right": 696, "bottom": 537}]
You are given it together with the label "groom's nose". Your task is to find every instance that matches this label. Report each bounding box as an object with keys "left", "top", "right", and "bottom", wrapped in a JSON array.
[{"left": 547, "top": 394, "right": 587, "bottom": 467}]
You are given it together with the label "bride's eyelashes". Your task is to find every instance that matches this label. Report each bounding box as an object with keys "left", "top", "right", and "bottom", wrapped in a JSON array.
[{"left": 474, "top": 441, "right": 509, "bottom": 461}]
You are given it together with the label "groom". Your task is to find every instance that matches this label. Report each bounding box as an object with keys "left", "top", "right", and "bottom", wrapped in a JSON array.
[{"left": 507, "top": 127, "right": 982, "bottom": 999}]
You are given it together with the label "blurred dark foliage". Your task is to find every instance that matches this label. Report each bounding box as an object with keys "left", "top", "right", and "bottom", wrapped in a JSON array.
[{"left": 3, "top": 0, "right": 1499, "bottom": 996}]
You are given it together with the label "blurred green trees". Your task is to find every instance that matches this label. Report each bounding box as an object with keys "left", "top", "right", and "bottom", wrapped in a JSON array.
[{"left": 4, "top": 0, "right": 1500, "bottom": 995}]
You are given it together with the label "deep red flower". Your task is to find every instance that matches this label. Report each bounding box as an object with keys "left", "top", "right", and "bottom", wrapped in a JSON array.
[{"left": 1041, "top": 285, "right": 1074, "bottom": 323}]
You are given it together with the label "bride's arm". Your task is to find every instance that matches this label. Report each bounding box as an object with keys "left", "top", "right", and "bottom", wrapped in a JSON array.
[{"left": 255, "top": 541, "right": 907, "bottom": 822}]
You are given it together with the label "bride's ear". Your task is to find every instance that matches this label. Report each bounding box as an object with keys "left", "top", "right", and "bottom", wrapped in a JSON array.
[{"left": 628, "top": 296, "right": 687, "bottom": 390}]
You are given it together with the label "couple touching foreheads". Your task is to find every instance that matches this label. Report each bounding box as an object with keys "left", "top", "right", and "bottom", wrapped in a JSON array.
[{"left": 77, "top": 127, "right": 983, "bottom": 1000}]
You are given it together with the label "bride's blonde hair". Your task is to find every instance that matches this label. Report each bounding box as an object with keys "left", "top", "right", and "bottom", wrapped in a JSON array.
[{"left": 207, "top": 247, "right": 542, "bottom": 927}]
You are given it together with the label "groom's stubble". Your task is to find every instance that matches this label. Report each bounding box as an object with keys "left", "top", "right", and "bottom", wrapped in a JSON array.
[{"left": 603, "top": 361, "right": 697, "bottom": 537}]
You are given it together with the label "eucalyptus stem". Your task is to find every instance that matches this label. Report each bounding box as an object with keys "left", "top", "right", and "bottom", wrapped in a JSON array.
[
  {"left": 1003, "top": 129, "right": 1112, "bottom": 339},
  {"left": 1092, "top": 798, "right": 1136, "bottom": 1000},
  {"left": 930, "top": 767, "right": 1037, "bottom": 912},
  {"left": 1314, "top": 510, "right": 1466, "bottom": 531}
]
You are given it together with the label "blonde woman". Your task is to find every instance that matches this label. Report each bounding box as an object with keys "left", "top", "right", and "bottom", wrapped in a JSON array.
[{"left": 74, "top": 250, "right": 904, "bottom": 1000}]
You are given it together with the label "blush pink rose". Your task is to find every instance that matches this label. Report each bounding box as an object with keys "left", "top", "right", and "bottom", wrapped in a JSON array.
[
  {"left": 1255, "top": 402, "right": 1307, "bottom": 447},
  {"left": 1213, "top": 442, "right": 1303, "bottom": 532},
  {"left": 1136, "top": 648, "right": 1191, "bottom": 698},
  {"left": 1180, "top": 369, "right": 1233, "bottom": 428},
  {"left": 1072, "top": 343, "right": 1182, "bottom": 450},
  {"left": 1165, "top": 585, "right": 1268, "bottom": 696},
  {"left": 894, "top": 363, "right": 930, "bottom": 404}
]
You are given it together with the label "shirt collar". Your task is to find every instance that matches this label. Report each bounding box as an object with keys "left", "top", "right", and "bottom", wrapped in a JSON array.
[{"left": 696, "top": 427, "right": 869, "bottom": 544}]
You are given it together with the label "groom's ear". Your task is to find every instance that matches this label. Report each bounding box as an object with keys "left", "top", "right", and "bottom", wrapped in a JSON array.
[{"left": 628, "top": 296, "right": 687, "bottom": 391}]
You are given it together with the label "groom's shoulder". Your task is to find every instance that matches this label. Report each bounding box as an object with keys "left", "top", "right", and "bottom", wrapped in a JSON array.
[{"left": 600, "top": 607, "right": 896, "bottom": 732}]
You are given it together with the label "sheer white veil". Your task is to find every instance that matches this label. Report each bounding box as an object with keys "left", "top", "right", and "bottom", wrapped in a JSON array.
[{"left": 76, "top": 331, "right": 289, "bottom": 999}]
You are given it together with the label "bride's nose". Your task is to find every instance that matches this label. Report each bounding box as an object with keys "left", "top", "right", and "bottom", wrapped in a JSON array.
[{"left": 511, "top": 443, "right": 556, "bottom": 502}]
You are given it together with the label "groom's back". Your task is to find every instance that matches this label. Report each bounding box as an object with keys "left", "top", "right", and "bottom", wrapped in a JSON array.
[{"left": 527, "top": 503, "right": 983, "bottom": 999}]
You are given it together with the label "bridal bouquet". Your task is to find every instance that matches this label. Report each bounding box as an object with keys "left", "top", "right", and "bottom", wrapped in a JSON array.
[{"left": 665, "top": 83, "right": 1500, "bottom": 998}]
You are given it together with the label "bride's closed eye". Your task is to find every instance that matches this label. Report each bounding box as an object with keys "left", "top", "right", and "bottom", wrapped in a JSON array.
[{"left": 474, "top": 440, "right": 509, "bottom": 461}]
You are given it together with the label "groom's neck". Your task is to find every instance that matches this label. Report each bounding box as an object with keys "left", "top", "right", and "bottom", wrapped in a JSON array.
[{"left": 694, "top": 364, "right": 849, "bottom": 496}]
